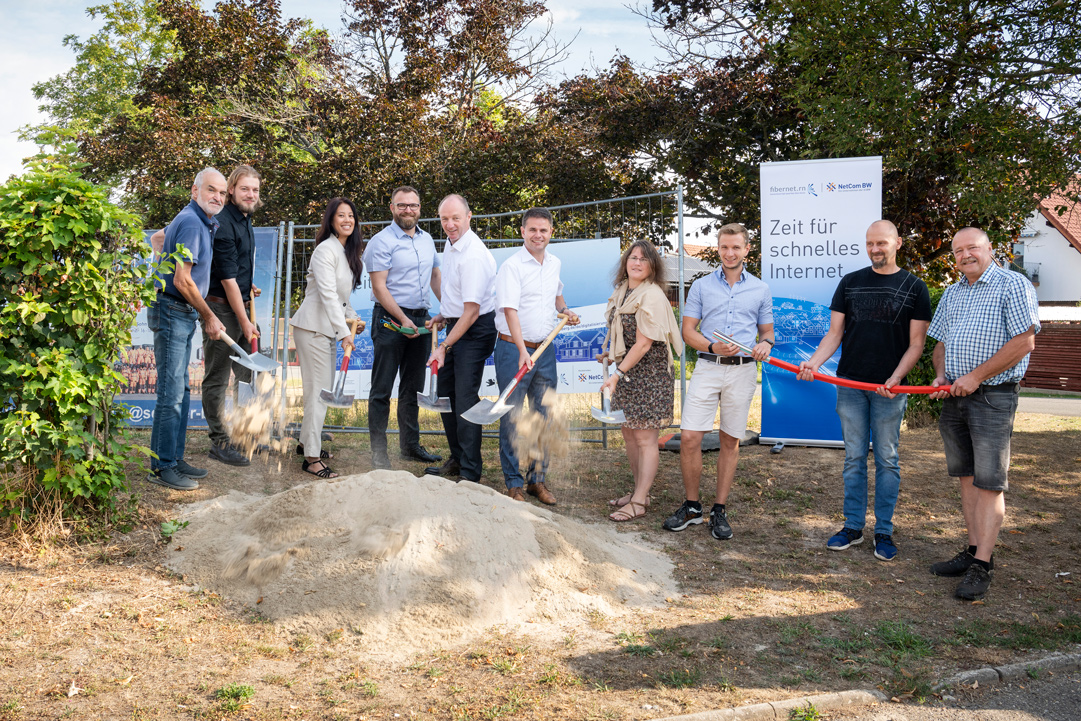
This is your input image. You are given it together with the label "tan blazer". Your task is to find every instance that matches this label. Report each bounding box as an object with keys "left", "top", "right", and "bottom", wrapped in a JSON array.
[{"left": 289, "top": 238, "right": 358, "bottom": 340}]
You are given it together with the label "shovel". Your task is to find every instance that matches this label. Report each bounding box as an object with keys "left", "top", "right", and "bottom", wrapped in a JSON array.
[
  {"left": 590, "top": 357, "right": 627, "bottom": 424},
  {"left": 461, "top": 315, "right": 568, "bottom": 425},
  {"left": 417, "top": 332, "right": 451, "bottom": 412},
  {"left": 236, "top": 300, "right": 263, "bottom": 406},
  {"left": 222, "top": 327, "right": 280, "bottom": 375},
  {"left": 320, "top": 319, "right": 362, "bottom": 408}
]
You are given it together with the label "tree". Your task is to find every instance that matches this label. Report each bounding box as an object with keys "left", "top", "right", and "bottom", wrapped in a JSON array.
[
  {"left": 23, "top": 0, "right": 176, "bottom": 143},
  {"left": 552, "top": 0, "right": 1081, "bottom": 278},
  {"left": 0, "top": 159, "right": 160, "bottom": 535}
]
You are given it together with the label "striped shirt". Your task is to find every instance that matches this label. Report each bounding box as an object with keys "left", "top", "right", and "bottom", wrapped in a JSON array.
[{"left": 928, "top": 262, "right": 1040, "bottom": 384}]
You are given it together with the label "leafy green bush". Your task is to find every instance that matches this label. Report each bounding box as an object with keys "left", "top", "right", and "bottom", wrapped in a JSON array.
[
  {"left": 0, "top": 160, "right": 158, "bottom": 533},
  {"left": 904, "top": 286, "right": 945, "bottom": 428}
]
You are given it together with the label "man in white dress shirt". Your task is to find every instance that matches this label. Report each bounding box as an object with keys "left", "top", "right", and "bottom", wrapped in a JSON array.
[
  {"left": 494, "top": 208, "right": 580, "bottom": 504},
  {"left": 425, "top": 194, "right": 498, "bottom": 482}
]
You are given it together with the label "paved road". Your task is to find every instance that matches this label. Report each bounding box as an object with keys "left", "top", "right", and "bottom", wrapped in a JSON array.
[
  {"left": 1017, "top": 395, "right": 1081, "bottom": 417},
  {"left": 829, "top": 670, "right": 1081, "bottom": 720}
]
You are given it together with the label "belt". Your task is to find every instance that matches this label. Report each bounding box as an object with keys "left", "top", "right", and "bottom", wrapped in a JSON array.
[
  {"left": 158, "top": 290, "right": 189, "bottom": 305},
  {"left": 375, "top": 304, "right": 427, "bottom": 315},
  {"left": 698, "top": 353, "right": 755, "bottom": 366},
  {"left": 205, "top": 295, "right": 228, "bottom": 305},
  {"left": 498, "top": 333, "right": 541, "bottom": 349}
]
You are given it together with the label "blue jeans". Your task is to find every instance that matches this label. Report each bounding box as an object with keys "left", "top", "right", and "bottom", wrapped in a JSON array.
[
  {"left": 148, "top": 294, "right": 198, "bottom": 471},
  {"left": 495, "top": 338, "right": 558, "bottom": 489},
  {"left": 835, "top": 386, "right": 908, "bottom": 536}
]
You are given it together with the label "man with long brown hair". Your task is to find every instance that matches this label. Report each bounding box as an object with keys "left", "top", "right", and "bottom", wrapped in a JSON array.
[{"left": 199, "top": 165, "right": 264, "bottom": 467}]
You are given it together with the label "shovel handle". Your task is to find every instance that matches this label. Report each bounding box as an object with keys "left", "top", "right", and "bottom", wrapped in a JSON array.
[
  {"left": 428, "top": 331, "right": 440, "bottom": 370},
  {"left": 512, "top": 314, "right": 570, "bottom": 382},
  {"left": 217, "top": 331, "right": 248, "bottom": 358},
  {"left": 249, "top": 300, "right": 258, "bottom": 353}
]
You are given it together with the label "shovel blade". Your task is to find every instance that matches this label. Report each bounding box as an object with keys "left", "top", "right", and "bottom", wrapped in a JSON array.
[
  {"left": 229, "top": 353, "right": 280, "bottom": 374},
  {"left": 417, "top": 391, "right": 451, "bottom": 413},
  {"left": 460, "top": 398, "right": 510, "bottom": 425},
  {"left": 590, "top": 406, "right": 627, "bottom": 424},
  {"left": 319, "top": 388, "right": 355, "bottom": 408}
]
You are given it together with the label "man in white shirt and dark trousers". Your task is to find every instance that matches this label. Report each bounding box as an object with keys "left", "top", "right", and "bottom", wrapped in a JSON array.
[
  {"left": 425, "top": 195, "right": 498, "bottom": 482},
  {"left": 363, "top": 185, "right": 443, "bottom": 469},
  {"left": 494, "top": 208, "right": 580, "bottom": 504}
]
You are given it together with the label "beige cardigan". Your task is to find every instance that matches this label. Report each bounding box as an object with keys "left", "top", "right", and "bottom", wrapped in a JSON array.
[
  {"left": 603, "top": 280, "right": 684, "bottom": 370},
  {"left": 289, "top": 238, "right": 358, "bottom": 340}
]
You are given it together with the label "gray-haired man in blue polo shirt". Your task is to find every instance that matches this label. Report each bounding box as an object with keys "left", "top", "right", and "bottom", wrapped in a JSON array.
[
  {"left": 363, "top": 185, "right": 443, "bottom": 470},
  {"left": 149, "top": 167, "right": 228, "bottom": 491},
  {"left": 662, "top": 223, "right": 774, "bottom": 540}
]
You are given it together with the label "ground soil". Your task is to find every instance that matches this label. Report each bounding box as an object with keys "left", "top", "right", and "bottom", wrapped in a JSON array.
[{"left": 2, "top": 410, "right": 1079, "bottom": 720}]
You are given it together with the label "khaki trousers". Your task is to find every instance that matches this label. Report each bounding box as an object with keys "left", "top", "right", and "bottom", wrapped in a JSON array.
[{"left": 293, "top": 327, "right": 336, "bottom": 458}]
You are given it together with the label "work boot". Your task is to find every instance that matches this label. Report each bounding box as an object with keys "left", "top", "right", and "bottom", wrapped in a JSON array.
[{"left": 527, "top": 482, "right": 557, "bottom": 505}]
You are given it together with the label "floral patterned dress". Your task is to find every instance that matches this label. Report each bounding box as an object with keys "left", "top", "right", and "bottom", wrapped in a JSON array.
[{"left": 610, "top": 309, "right": 674, "bottom": 430}]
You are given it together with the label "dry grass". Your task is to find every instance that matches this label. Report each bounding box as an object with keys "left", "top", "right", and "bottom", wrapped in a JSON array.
[{"left": 0, "top": 410, "right": 1078, "bottom": 719}]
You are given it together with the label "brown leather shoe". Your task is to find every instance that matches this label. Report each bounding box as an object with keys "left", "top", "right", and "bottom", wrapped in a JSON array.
[
  {"left": 527, "top": 482, "right": 556, "bottom": 505},
  {"left": 508, "top": 487, "right": 525, "bottom": 501}
]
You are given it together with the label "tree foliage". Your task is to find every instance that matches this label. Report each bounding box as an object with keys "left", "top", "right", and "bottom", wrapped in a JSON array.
[
  {"left": 24, "top": 0, "right": 176, "bottom": 142},
  {"left": 0, "top": 160, "right": 159, "bottom": 530},
  {"left": 70, "top": 0, "right": 656, "bottom": 227},
  {"left": 552, "top": 0, "right": 1081, "bottom": 279}
]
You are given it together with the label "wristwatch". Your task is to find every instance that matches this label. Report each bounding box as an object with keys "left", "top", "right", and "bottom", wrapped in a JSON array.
[
  {"left": 763, "top": 338, "right": 775, "bottom": 347},
  {"left": 613, "top": 367, "right": 626, "bottom": 379}
]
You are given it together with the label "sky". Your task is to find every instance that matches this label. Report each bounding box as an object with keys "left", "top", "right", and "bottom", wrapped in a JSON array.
[{"left": 0, "top": 0, "right": 665, "bottom": 182}]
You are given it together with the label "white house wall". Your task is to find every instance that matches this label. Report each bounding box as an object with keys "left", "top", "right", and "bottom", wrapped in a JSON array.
[{"left": 1022, "top": 210, "right": 1081, "bottom": 302}]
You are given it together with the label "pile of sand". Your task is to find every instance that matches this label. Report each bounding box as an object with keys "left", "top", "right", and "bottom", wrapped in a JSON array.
[{"left": 167, "top": 471, "right": 676, "bottom": 658}]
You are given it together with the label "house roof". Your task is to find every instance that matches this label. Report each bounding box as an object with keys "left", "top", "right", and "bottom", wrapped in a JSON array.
[
  {"left": 1037, "top": 187, "right": 1081, "bottom": 255},
  {"left": 662, "top": 253, "right": 717, "bottom": 283}
]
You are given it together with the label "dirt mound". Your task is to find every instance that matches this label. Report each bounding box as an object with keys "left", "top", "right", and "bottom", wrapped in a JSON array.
[{"left": 166, "top": 470, "right": 676, "bottom": 659}]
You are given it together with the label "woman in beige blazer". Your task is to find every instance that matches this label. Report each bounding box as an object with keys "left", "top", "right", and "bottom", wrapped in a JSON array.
[{"left": 290, "top": 197, "right": 366, "bottom": 477}]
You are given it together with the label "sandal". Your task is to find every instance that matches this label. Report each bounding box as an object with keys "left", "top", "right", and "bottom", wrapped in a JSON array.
[
  {"left": 302, "top": 459, "right": 338, "bottom": 479},
  {"left": 296, "top": 444, "right": 332, "bottom": 459},
  {"left": 609, "top": 501, "right": 647, "bottom": 522},
  {"left": 608, "top": 494, "right": 651, "bottom": 508}
]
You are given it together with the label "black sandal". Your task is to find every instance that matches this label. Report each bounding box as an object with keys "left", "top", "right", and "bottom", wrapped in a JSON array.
[
  {"left": 302, "top": 459, "right": 338, "bottom": 478},
  {"left": 296, "top": 444, "right": 331, "bottom": 459}
]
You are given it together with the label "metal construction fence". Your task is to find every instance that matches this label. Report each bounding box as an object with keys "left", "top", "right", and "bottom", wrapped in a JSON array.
[{"left": 269, "top": 189, "right": 691, "bottom": 446}]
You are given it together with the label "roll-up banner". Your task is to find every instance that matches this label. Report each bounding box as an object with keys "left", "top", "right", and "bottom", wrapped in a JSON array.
[{"left": 759, "top": 157, "right": 881, "bottom": 446}]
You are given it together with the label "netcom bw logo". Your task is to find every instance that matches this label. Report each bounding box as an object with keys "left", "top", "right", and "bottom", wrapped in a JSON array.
[{"left": 826, "top": 182, "right": 837, "bottom": 192}]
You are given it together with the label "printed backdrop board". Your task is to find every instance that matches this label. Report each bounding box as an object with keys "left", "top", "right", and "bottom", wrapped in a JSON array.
[
  {"left": 119, "top": 227, "right": 281, "bottom": 427},
  {"left": 337, "top": 237, "right": 622, "bottom": 400},
  {"left": 759, "top": 156, "right": 881, "bottom": 446}
]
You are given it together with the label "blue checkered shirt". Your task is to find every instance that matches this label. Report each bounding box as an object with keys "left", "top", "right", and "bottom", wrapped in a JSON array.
[{"left": 928, "top": 263, "right": 1040, "bottom": 384}]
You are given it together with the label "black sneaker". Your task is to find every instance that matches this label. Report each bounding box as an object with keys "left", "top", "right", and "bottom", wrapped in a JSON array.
[
  {"left": 930, "top": 549, "right": 994, "bottom": 577},
  {"left": 662, "top": 501, "right": 704, "bottom": 532},
  {"left": 147, "top": 467, "right": 199, "bottom": 491},
  {"left": 209, "top": 442, "right": 251, "bottom": 467},
  {"left": 955, "top": 563, "right": 993, "bottom": 600},
  {"left": 709, "top": 506, "right": 733, "bottom": 540},
  {"left": 175, "top": 459, "right": 208, "bottom": 479}
]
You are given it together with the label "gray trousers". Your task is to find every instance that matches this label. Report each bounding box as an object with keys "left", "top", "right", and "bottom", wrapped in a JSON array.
[
  {"left": 201, "top": 300, "right": 251, "bottom": 446},
  {"left": 293, "top": 327, "right": 336, "bottom": 458}
]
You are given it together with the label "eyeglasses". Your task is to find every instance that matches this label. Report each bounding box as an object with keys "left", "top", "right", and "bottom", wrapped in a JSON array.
[
  {"left": 394, "top": 203, "right": 420, "bottom": 211},
  {"left": 627, "top": 255, "right": 648, "bottom": 263}
]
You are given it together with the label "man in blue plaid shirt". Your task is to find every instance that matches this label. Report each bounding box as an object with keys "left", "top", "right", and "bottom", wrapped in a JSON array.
[{"left": 927, "top": 227, "right": 1040, "bottom": 601}]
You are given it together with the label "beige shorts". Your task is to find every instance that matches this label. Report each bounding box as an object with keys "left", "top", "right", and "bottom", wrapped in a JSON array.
[{"left": 680, "top": 360, "right": 757, "bottom": 437}]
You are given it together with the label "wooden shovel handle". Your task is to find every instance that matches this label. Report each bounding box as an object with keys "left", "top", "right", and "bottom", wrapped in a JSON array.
[{"left": 512, "top": 314, "right": 570, "bottom": 383}]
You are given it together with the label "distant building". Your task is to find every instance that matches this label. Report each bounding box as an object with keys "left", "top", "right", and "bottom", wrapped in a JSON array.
[{"left": 1015, "top": 187, "right": 1081, "bottom": 304}]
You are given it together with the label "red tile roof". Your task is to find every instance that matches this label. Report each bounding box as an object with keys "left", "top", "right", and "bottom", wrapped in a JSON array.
[{"left": 1038, "top": 187, "right": 1081, "bottom": 255}]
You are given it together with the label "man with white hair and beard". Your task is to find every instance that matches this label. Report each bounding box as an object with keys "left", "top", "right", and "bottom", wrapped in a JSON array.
[{"left": 148, "top": 167, "right": 228, "bottom": 491}]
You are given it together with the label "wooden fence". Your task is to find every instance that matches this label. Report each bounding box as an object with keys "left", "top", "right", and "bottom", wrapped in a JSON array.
[{"left": 1022, "top": 323, "right": 1081, "bottom": 392}]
